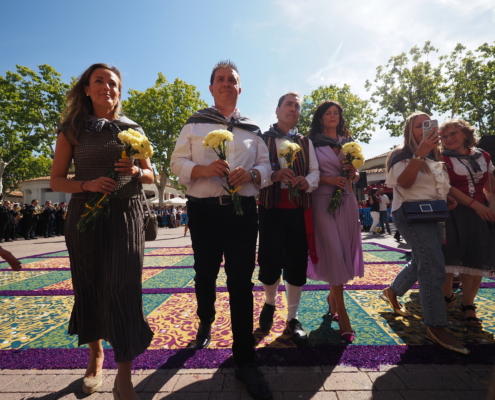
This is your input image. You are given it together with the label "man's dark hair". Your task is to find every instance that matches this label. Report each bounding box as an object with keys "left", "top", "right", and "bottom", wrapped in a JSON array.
[
  {"left": 31, "top": 199, "right": 38, "bottom": 204},
  {"left": 210, "top": 60, "right": 241, "bottom": 85},
  {"left": 277, "top": 92, "right": 300, "bottom": 108}
]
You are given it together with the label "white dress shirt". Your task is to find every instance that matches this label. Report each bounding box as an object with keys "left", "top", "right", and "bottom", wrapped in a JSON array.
[
  {"left": 264, "top": 136, "right": 320, "bottom": 193},
  {"left": 171, "top": 110, "right": 271, "bottom": 198}
]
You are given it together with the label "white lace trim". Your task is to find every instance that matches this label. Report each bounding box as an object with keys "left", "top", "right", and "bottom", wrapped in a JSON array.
[
  {"left": 446, "top": 265, "right": 495, "bottom": 278},
  {"left": 427, "top": 159, "right": 450, "bottom": 200}
]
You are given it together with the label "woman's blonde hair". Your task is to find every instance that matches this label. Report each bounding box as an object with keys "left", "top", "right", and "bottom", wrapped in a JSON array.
[
  {"left": 440, "top": 118, "right": 478, "bottom": 150},
  {"left": 60, "top": 63, "right": 122, "bottom": 145},
  {"left": 386, "top": 112, "right": 442, "bottom": 174}
]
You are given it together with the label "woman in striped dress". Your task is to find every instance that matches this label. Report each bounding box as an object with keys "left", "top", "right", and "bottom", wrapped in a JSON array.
[{"left": 50, "top": 63, "right": 154, "bottom": 400}]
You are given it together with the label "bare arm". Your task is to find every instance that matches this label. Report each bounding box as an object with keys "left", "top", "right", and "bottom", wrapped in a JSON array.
[
  {"left": 449, "top": 186, "right": 495, "bottom": 222},
  {"left": 319, "top": 176, "right": 347, "bottom": 190},
  {"left": 397, "top": 129, "right": 441, "bottom": 189},
  {"left": 484, "top": 172, "right": 495, "bottom": 194}
]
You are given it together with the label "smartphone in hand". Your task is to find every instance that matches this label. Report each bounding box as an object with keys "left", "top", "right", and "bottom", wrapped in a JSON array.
[{"left": 422, "top": 119, "right": 438, "bottom": 138}]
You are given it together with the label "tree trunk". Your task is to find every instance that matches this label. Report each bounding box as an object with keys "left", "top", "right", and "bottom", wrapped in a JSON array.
[
  {"left": 154, "top": 166, "right": 169, "bottom": 208},
  {"left": 0, "top": 160, "right": 5, "bottom": 196}
]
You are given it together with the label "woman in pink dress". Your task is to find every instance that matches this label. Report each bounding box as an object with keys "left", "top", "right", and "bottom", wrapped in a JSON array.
[{"left": 307, "top": 101, "right": 364, "bottom": 341}]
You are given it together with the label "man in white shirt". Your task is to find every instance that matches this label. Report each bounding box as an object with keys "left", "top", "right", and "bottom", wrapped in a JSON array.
[
  {"left": 171, "top": 60, "right": 272, "bottom": 400},
  {"left": 257, "top": 92, "right": 320, "bottom": 346},
  {"left": 378, "top": 187, "right": 391, "bottom": 234}
]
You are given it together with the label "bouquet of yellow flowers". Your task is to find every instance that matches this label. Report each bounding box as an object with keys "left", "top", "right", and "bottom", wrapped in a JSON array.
[
  {"left": 77, "top": 128, "right": 154, "bottom": 232},
  {"left": 327, "top": 142, "right": 365, "bottom": 215},
  {"left": 202, "top": 129, "right": 243, "bottom": 216},
  {"left": 278, "top": 140, "right": 301, "bottom": 206}
]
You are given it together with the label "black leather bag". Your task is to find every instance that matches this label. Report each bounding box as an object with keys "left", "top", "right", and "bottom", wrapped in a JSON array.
[
  {"left": 142, "top": 190, "right": 158, "bottom": 241},
  {"left": 401, "top": 200, "right": 449, "bottom": 223}
]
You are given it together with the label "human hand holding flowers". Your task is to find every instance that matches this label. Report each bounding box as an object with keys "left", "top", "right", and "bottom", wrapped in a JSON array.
[
  {"left": 202, "top": 159, "right": 230, "bottom": 179},
  {"left": 327, "top": 142, "right": 365, "bottom": 214},
  {"left": 228, "top": 166, "right": 252, "bottom": 187},
  {"left": 202, "top": 129, "right": 244, "bottom": 215},
  {"left": 77, "top": 128, "right": 154, "bottom": 232},
  {"left": 278, "top": 140, "right": 302, "bottom": 205},
  {"left": 83, "top": 176, "right": 118, "bottom": 195},
  {"left": 271, "top": 168, "right": 295, "bottom": 184}
]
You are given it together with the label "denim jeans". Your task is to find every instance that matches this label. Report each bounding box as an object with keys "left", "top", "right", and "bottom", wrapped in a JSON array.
[
  {"left": 390, "top": 207, "right": 447, "bottom": 327},
  {"left": 379, "top": 210, "right": 390, "bottom": 233}
]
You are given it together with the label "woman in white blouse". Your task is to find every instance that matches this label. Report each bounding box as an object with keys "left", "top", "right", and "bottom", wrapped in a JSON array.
[{"left": 380, "top": 112, "right": 469, "bottom": 355}]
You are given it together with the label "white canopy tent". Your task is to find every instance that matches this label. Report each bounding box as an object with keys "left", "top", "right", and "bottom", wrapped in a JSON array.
[{"left": 164, "top": 197, "right": 187, "bottom": 206}]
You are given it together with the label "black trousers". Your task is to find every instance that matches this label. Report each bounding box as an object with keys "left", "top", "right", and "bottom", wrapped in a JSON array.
[
  {"left": 42, "top": 219, "right": 52, "bottom": 237},
  {"left": 187, "top": 197, "right": 258, "bottom": 366},
  {"left": 23, "top": 217, "right": 37, "bottom": 238},
  {"left": 258, "top": 206, "right": 308, "bottom": 287},
  {"left": 56, "top": 218, "right": 65, "bottom": 235}
]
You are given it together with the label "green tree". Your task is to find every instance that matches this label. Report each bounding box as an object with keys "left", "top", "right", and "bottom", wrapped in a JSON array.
[
  {"left": 365, "top": 42, "right": 443, "bottom": 136},
  {"left": 3, "top": 153, "right": 52, "bottom": 197},
  {"left": 297, "top": 84, "right": 375, "bottom": 143},
  {"left": 439, "top": 42, "right": 495, "bottom": 136},
  {"left": 122, "top": 73, "right": 207, "bottom": 206},
  {"left": 0, "top": 64, "right": 69, "bottom": 194}
]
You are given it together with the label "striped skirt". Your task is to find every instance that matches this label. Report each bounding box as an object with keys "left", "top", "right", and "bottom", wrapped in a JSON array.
[{"left": 65, "top": 197, "right": 153, "bottom": 362}]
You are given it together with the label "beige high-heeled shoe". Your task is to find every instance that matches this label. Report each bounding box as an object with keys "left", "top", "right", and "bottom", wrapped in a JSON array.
[
  {"left": 82, "top": 373, "right": 102, "bottom": 394},
  {"left": 380, "top": 287, "right": 410, "bottom": 317}
]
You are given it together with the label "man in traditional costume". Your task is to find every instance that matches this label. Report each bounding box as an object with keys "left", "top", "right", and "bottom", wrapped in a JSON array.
[
  {"left": 258, "top": 92, "right": 320, "bottom": 346},
  {"left": 171, "top": 60, "right": 273, "bottom": 400}
]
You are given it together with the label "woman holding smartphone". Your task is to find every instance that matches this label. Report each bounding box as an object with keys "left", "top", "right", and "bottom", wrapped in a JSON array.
[
  {"left": 440, "top": 118, "right": 495, "bottom": 327},
  {"left": 380, "top": 112, "right": 469, "bottom": 355}
]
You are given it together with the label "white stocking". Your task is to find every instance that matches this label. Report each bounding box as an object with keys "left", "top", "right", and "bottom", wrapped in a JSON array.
[
  {"left": 285, "top": 282, "right": 302, "bottom": 321},
  {"left": 263, "top": 278, "right": 280, "bottom": 306}
]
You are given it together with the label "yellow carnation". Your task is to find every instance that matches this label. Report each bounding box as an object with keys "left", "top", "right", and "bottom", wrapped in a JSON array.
[{"left": 352, "top": 158, "right": 365, "bottom": 168}]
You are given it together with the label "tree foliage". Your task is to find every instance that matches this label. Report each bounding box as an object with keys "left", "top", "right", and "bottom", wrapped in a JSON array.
[
  {"left": 297, "top": 84, "right": 375, "bottom": 143},
  {"left": 3, "top": 153, "right": 52, "bottom": 195},
  {"left": 0, "top": 64, "right": 69, "bottom": 195},
  {"left": 366, "top": 41, "right": 495, "bottom": 137},
  {"left": 122, "top": 73, "right": 207, "bottom": 206},
  {"left": 365, "top": 42, "right": 442, "bottom": 137},
  {"left": 439, "top": 42, "right": 495, "bottom": 136}
]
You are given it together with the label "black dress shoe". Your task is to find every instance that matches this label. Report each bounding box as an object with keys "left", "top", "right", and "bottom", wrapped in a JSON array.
[
  {"left": 259, "top": 302, "right": 275, "bottom": 332},
  {"left": 195, "top": 323, "right": 211, "bottom": 349},
  {"left": 0, "top": 239, "right": 4, "bottom": 243},
  {"left": 4, "top": 239, "right": 12, "bottom": 242},
  {"left": 287, "top": 318, "right": 308, "bottom": 346},
  {"left": 235, "top": 363, "right": 273, "bottom": 400},
  {"left": 24, "top": 237, "right": 30, "bottom": 240},
  {"left": 31, "top": 237, "right": 38, "bottom": 240}
]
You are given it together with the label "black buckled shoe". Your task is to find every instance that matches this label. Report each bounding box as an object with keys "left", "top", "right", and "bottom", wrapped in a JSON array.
[
  {"left": 195, "top": 323, "right": 211, "bottom": 349},
  {"left": 235, "top": 363, "right": 273, "bottom": 400},
  {"left": 287, "top": 318, "right": 308, "bottom": 346},
  {"left": 259, "top": 302, "right": 275, "bottom": 332}
]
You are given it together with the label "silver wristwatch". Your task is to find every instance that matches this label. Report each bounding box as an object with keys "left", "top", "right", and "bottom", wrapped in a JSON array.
[
  {"left": 133, "top": 167, "right": 144, "bottom": 179},
  {"left": 249, "top": 169, "right": 258, "bottom": 181}
]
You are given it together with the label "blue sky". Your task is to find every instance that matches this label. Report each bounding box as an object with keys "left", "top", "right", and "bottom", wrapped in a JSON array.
[{"left": 2, "top": 0, "right": 494, "bottom": 158}]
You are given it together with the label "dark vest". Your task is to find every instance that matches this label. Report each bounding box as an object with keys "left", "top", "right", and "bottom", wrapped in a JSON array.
[{"left": 259, "top": 135, "right": 312, "bottom": 210}]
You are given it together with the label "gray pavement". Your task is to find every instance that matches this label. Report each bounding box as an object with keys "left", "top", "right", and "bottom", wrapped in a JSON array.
[{"left": 1, "top": 224, "right": 494, "bottom": 400}]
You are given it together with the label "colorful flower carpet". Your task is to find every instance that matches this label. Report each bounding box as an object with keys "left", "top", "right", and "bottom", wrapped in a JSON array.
[{"left": 0, "top": 243, "right": 494, "bottom": 370}]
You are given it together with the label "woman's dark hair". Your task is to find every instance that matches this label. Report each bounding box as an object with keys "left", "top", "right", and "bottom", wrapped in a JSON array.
[
  {"left": 60, "top": 63, "right": 122, "bottom": 145},
  {"left": 369, "top": 188, "right": 378, "bottom": 196},
  {"left": 308, "top": 101, "right": 350, "bottom": 138}
]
